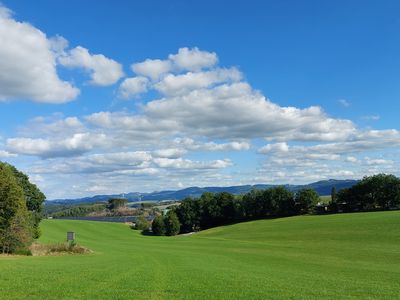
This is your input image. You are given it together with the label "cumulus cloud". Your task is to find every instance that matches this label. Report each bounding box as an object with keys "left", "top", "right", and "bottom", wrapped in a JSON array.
[
  {"left": 59, "top": 46, "right": 124, "bottom": 86},
  {"left": 152, "top": 148, "right": 187, "bottom": 158},
  {"left": 121, "top": 48, "right": 224, "bottom": 98},
  {"left": 145, "top": 82, "right": 355, "bottom": 141},
  {"left": 0, "top": 7, "right": 79, "bottom": 103},
  {"left": 259, "top": 129, "right": 400, "bottom": 158},
  {"left": 0, "top": 150, "right": 17, "bottom": 158},
  {"left": 364, "top": 157, "right": 393, "bottom": 166},
  {"left": 4, "top": 42, "right": 400, "bottom": 198},
  {"left": 153, "top": 157, "right": 231, "bottom": 170},
  {"left": 345, "top": 156, "right": 359, "bottom": 163},
  {"left": 174, "top": 138, "right": 250, "bottom": 152},
  {"left": 168, "top": 47, "right": 218, "bottom": 71},
  {"left": 258, "top": 142, "right": 289, "bottom": 154},
  {"left": 154, "top": 68, "right": 242, "bottom": 96},
  {"left": 118, "top": 76, "right": 149, "bottom": 99},
  {"left": 131, "top": 59, "right": 172, "bottom": 80},
  {"left": 18, "top": 116, "right": 84, "bottom": 137},
  {"left": 6, "top": 133, "right": 108, "bottom": 158}
]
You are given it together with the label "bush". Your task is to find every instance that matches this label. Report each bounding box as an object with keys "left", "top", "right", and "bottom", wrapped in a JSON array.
[
  {"left": 164, "top": 211, "right": 181, "bottom": 236},
  {"left": 133, "top": 216, "right": 150, "bottom": 231},
  {"left": 152, "top": 215, "right": 166, "bottom": 236}
]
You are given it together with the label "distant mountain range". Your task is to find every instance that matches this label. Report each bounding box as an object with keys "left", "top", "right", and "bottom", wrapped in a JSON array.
[{"left": 47, "top": 179, "right": 358, "bottom": 205}]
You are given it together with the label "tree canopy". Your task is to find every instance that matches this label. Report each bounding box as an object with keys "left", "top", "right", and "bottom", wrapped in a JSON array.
[
  {"left": 336, "top": 174, "right": 400, "bottom": 211},
  {"left": 107, "top": 198, "right": 128, "bottom": 210},
  {"left": 2, "top": 162, "right": 46, "bottom": 238},
  {"left": 0, "top": 164, "right": 33, "bottom": 253}
]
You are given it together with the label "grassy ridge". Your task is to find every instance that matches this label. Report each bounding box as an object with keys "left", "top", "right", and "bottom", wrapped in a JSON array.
[{"left": 0, "top": 211, "right": 399, "bottom": 299}]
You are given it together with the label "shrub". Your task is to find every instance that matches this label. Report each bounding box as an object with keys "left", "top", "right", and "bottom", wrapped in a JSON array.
[
  {"left": 165, "top": 211, "right": 181, "bottom": 236},
  {"left": 134, "top": 216, "right": 150, "bottom": 231},
  {"left": 152, "top": 215, "right": 166, "bottom": 236}
]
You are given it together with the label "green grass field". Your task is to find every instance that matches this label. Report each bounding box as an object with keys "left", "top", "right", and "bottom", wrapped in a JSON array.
[
  {"left": 319, "top": 195, "right": 332, "bottom": 203},
  {"left": 1, "top": 211, "right": 399, "bottom": 299}
]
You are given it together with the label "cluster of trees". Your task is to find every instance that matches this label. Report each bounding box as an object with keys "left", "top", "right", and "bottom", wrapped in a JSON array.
[
  {"left": 50, "top": 203, "right": 106, "bottom": 218},
  {"left": 333, "top": 174, "right": 400, "bottom": 212},
  {"left": 151, "top": 211, "right": 181, "bottom": 236},
  {"left": 152, "top": 187, "right": 319, "bottom": 235},
  {"left": 0, "top": 162, "right": 45, "bottom": 254},
  {"left": 107, "top": 198, "right": 128, "bottom": 210},
  {"left": 151, "top": 174, "right": 400, "bottom": 236}
]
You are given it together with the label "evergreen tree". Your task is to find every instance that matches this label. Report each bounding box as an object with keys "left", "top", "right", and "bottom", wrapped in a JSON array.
[{"left": 331, "top": 186, "right": 337, "bottom": 203}]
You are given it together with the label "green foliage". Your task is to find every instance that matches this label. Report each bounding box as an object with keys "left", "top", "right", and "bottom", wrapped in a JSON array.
[
  {"left": 175, "top": 198, "right": 201, "bottom": 233},
  {"left": 164, "top": 211, "right": 181, "bottom": 236},
  {"left": 176, "top": 187, "right": 297, "bottom": 234},
  {"left": 0, "top": 164, "right": 33, "bottom": 253},
  {"left": 295, "top": 188, "right": 319, "bottom": 213},
  {"left": 337, "top": 174, "right": 400, "bottom": 211},
  {"left": 50, "top": 203, "right": 106, "bottom": 218},
  {"left": 331, "top": 186, "right": 337, "bottom": 203},
  {"left": 107, "top": 198, "right": 128, "bottom": 210},
  {"left": 151, "top": 215, "right": 166, "bottom": 236},
  {"left": 134, "top": 216, "right": 150, "bottom": 231},
  {"left": 5, "top": 163, "right": 45, "bottom": 238}
]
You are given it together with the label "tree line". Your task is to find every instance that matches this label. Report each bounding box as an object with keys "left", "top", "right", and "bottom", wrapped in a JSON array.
[
  {"left": 0, "top": 162, "right": 45, "bottom": 254},
  {"left": 151, "top": 186, "right": 319, "bottom": 235},
  {"left": 333, "top": 173, "right": 400, "bottom": 212},
  {"left": 152, "top": 174, "right": 400, "bottom": 236}
]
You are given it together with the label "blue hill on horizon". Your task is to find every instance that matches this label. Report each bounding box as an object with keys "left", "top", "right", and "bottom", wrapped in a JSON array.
[{"left": 47, "top": 179, "right": 358, "bottom": 205}]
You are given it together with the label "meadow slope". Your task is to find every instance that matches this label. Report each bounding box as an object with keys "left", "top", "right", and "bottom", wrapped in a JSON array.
[{"left": 0, "top": 211, "right": 399, "bottom": 299}]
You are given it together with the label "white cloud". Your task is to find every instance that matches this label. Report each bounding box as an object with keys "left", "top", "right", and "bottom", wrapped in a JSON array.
[
  {"left": 169, "top": 47, "right": 218, "bottom": 71},
  {"left": 345, "top": 156, "right": 359, "bottom": 163},
  {"left": 118, "top": 76, "right": 149, "bottom": 99},
  {"left": 154, "top": 68, "right": 242, "bottom": 96},
  {"left": 364, "top": 157, "right": 393, "bottom": 166},
  {"left": 258, "top": 142, "right": 289, "bottom": 154},
  {"left": 153, "top": 157, "right": 231, "bottom": 170},
  {"left": 3, "top": 42, "right": 400, "bottom": 198},
  {"left": 145, "top": 82, "right": 355, "bottom": 141},
  {"left": 174, "top": 138, "right": 250, "bottom": 152},
  {"left": 0, "top": 150, "right": 17, "bottom": 158},
  {"left": 152, "top": 148, "right": 187, "bottom": 158},
  {"left": 361, "top": 115, "right": 380, "bottom": 121},
  {"left": 0, "top": 7, "right": 79, "bottom": 103},
  {"left": 131, "top": 59, "right": 172, "bottom": 80},
  {"left": 19, "top": 116, "right": 84, "bottom": 137},
  {"left": 6, "top": 133, "right": 108, "bottom": 158},
  {"left": 59, "top": 46, "right": 124, "bottom": 86},
  {"left": 338, "top": 99, "right": 350, "bottom": 107}
]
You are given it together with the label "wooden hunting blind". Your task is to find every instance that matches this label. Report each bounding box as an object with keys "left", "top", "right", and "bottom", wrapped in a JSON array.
[{"left": 67, "top": 231, "right": 75, "bottom": 241}]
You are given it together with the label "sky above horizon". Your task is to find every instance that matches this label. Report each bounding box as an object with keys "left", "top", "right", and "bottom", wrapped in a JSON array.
[{"left": 0, "top": 1, "right": 399, "bottom": 199}]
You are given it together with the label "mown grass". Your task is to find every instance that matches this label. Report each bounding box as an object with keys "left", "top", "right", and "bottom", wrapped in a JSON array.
[
  {"left": 0, "top": 211, "right": 399, "bottom": 299},
  {"left": 319, "top": 195, "right": 332, "bottom": 203}
]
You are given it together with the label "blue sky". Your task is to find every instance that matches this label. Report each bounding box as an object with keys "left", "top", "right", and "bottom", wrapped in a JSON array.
[{"left": 0, "top": 1, "right": 399, "bottom": 199}]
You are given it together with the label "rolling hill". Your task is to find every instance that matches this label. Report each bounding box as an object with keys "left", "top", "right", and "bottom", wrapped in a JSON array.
[{"left": 0, "top": 211, "right": 398, "bottom": 299}]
